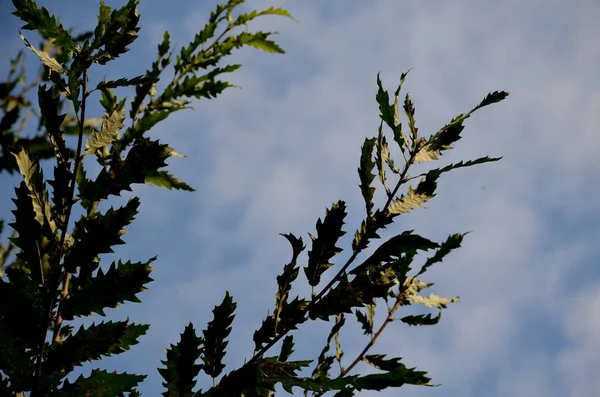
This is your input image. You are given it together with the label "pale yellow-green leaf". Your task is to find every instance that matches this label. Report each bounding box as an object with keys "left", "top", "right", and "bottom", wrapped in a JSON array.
[
  {"left": 20, "top": 32, "right": 67, "bottom": 75},
  {"left": 12, "top": 149, "right": 56, "bottom": 233},
  {"left": 84, "top": 108, "right": 125, "bottom": 154},
  {"left": 387, "top": 185, "right": 432, "bottom": 215},
  {"left": 414, "top": 145, "right": 441, "bottom": 163},
  {"left": 408, "top": 292, "right": 459, "bottom": 309}
]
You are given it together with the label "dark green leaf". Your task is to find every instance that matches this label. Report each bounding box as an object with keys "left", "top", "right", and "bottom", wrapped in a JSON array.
[
  {"left": 304, "top": 200, "right": 347, "bottom": 287},
  {"left": 91, "top": 0, "right": 141, "bottom": 65},
  {"left": 59, "top": 369, "right": 146, "bottom": 396},
  {"left": 63, "top": 197, "right": 140, "bottom": 274},
  {"left": 61, "top": 257, "right": 155, "bottom": 320},
  {"left": 278, "top": 335, "right": 294, "bottom": 362},
  {"left": 275, "top": 233, "right": 304, "bottom": 324},
  {"left": 356, "top": 355, "right": 434, "bottom": 390},
  {"left": 202, "top": 291, "right": 237, "bottom": 378},
  {"left": 354, "top": 308, "right": 373, "bottom": 335},
  {"left": 415, "top": 233, "right": 466, "bottom": 277},
  {"left": 358, "top": 138, "right": 376, "bottom": 217},
  {"left": 400, "top": 312, "right": 441, "bottom": 326},
  {"left": 44, "top": 321, "right": 148, "bottom": 375},
  {"left": 158, "top": 323, "right": 203, "bottom": 397},
  {"left": 12, "top": 0, "right": 76, "bottom": 52},
  {"left": 403, "top": 93, "right": 418, "bottom": 147},
  {"left": 96, "top": 74, "right": 159, "bottom": 90},
  {"left": 19, "top": 32, "right": 66, "bottom": 74},
  {"left": 350, "top": 231, "right": 438, "bottom": 276}
]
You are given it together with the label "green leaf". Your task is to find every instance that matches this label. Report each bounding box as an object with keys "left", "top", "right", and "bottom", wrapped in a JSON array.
[
  {"left": 304, "top": 200, "right": 347, "bottom": 287},
  {"left": 61, "top": 257, "right": 155, "bottom": 320},
  {"left": 350, "top": 231, "right": 438, "bottom": 276},
  {"left": 415, "top": 233, "right": 466, "bottom": 277},
  {"left": 12, "top": 0, "right": 76, "bottom": 53},
  {"left": 232, "top": 7, "right": 296, "bottom": 27},
  {"left": 19, "top": 32, "right": 66, "bottom": 74},
  {"left": 145, "top": 171, "right": 195, "bottom": 191},
  {"left": 354, "top": 307, "right": 373, "bottom": 335},
  {"left": 426, "top": 156, "right": 502, "bottom": 179},
  {"left": 63, "top": 197, "right": 140, "bottom": 274},
  {"left": 358, "top": 138, "right": 377, "bottom": 217},
  {"left": 84, "top": 108, "right": 125, "bottom": 154},
  {"left": 158, "top": 323, "right": 203, "bottom": 397},
  {"left": 9, "top": 182, "right": 50, "bottom": 285},
  {"left": 202, "top": 291, "right": 237, "bottom": 378},
  {"left": 44, "top": 321, "right": 148, "bottom": 375},
  {"left": 91, "top": 0, "right": 141, "bottom": 65},
  {"left": 79, "top": 138, "right": 174, "bottom": 201},
  {"left": 278, "top": 335, "right": 294, "bottom": 362},
  {"left": 59, "top": 369, "right": 146, "bottom": 396},
  {"left": 275, "top": 233, "right": 304, "bottom": 329},
  {"left": 357, "top": 355, "right": 434, "bottom": 389},
  {"left": 96, "top": 74, "right": 159, "bottom": 91},
  {"left": 400, "top": 313, "right": 441, "bottom": 326}
]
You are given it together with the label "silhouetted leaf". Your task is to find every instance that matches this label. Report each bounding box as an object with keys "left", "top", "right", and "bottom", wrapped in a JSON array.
[
  {"left": 44, "top": 321, "right": 148, "bottom": 375},
  {"left": 63, "top": 197, "right": 140, "bottom": 274},
  {"left": 159, "top": 323, "right": 203, "bottom": 397},
  {"left": 304, "top": 200, "right": 347, "bottom": 287},
  {"left": 202, "top": 291, "right": 237, "bottom": 378},
  {"left": 61, "top": 257, "right": 155, "bottom": 320},
  {"left": 400, "top": 313, "right": 441, "bottom": 326},
  {"left": 59, "top": 369, "right": 146, "bottom": 396},
  {"left": 91, "top": 0, "right": 141, "bottom": 65},
  {"left": 415, "top": 233, "right": 466, "bottom": 277},
  {"left": 358, "top": 138, "right": 376, "bottom": 217},
  {"left": 279, "top": 335, "right": 294, "bottom": 362}
]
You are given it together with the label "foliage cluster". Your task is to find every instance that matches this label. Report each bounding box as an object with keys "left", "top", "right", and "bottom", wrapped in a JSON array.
[{"left": 0, "top": 0, "right": 508, "bottom": 395}]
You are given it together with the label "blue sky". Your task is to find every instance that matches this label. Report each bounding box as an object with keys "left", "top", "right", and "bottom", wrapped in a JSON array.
[{"left": 1, "top": 0, "right": 599, "bottom": 396}]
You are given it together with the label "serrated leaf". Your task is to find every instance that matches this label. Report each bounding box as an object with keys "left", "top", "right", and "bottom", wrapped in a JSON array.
[
  {"left": 278, "top": 335, "right": 294, "bottom": 362},
  {"left": 354, "top": 309, "right": 373, "bottom": 335},
  {"left": 358, "top": 355, "right": 434, "bottom": 389},
  {"left": 375, "top": 123, "right": 390, "bottom": 192},
  {"left": 19, "top": 32, "right": 66, "bottom": 74},
  {"left": 415, "top": 233, "right": 466, "bottom": 277},
  {"left": 61, "top": 257, "right": 155, "bottom": 320},
  {"left": 85, "top": 108, "right": 125, "bottom": 154},
  {"left": 403, "top": 93, "right": 418, "bottom": 147},
  {"left": 145, "top": 170, "right": 195, "bottom": 191},
  {"left": 44, "top": 321, "right": 148, "bottom": 375},
  {"left": 202, "top": 291, "right": 237, "bottom": 378},
  {"left": 304, "top": 200, "right": 347, "bottom": 287},
  {"left": 400, "top": 313, "right": 441, "bottom": 326},
  {"left": 91, "top": 0, "right": 141, "bottom": 65},
  {"left": 232, "top": 7, "right": 295, "bottom": 27},
  {"left": 407, "top": 292, "right": 459, "bottom": 310},
  {"left": 12, "top": 148, "right": 56, "bottom": 234},
  {"left": 387, "top": 185, "right": 433, "bottom": 216},
  {"left": 358, "top": 138, "right": 376, "bottom": 217},
  {"left": 59, "top": 369, "right": 146, "bottom": 396},
  {"left": 426, "top": 156, "right": 502, "bottom": 179},
  {"left": 12, "top": 0, "right": 76, "bottom": 53},
  {"left": 158, "top": 323, "right": 203, "bottom": 397},
  {"left": 275, "top": 233, "right": 305, "bottom": 330},
  {"left": 79, "top": 138, "right": 173, "bottom": 201},
  {"left": 63, "top": 197, "right": 140, "bottom": 274},
  {"left": 96, "top": 74, "right": 159, "bottom": 90},
  {"left": 350, "top": 231, "right": 438, "bottom": 276}
]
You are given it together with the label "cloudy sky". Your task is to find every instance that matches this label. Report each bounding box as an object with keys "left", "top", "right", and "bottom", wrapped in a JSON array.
[{"left": 1, "top": 0, "right": 599, "bottom": 396}]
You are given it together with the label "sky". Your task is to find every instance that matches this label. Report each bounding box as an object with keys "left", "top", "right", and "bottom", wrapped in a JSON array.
[{"left": 1, "top": 0, "right": 599, "bottom": 396}]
